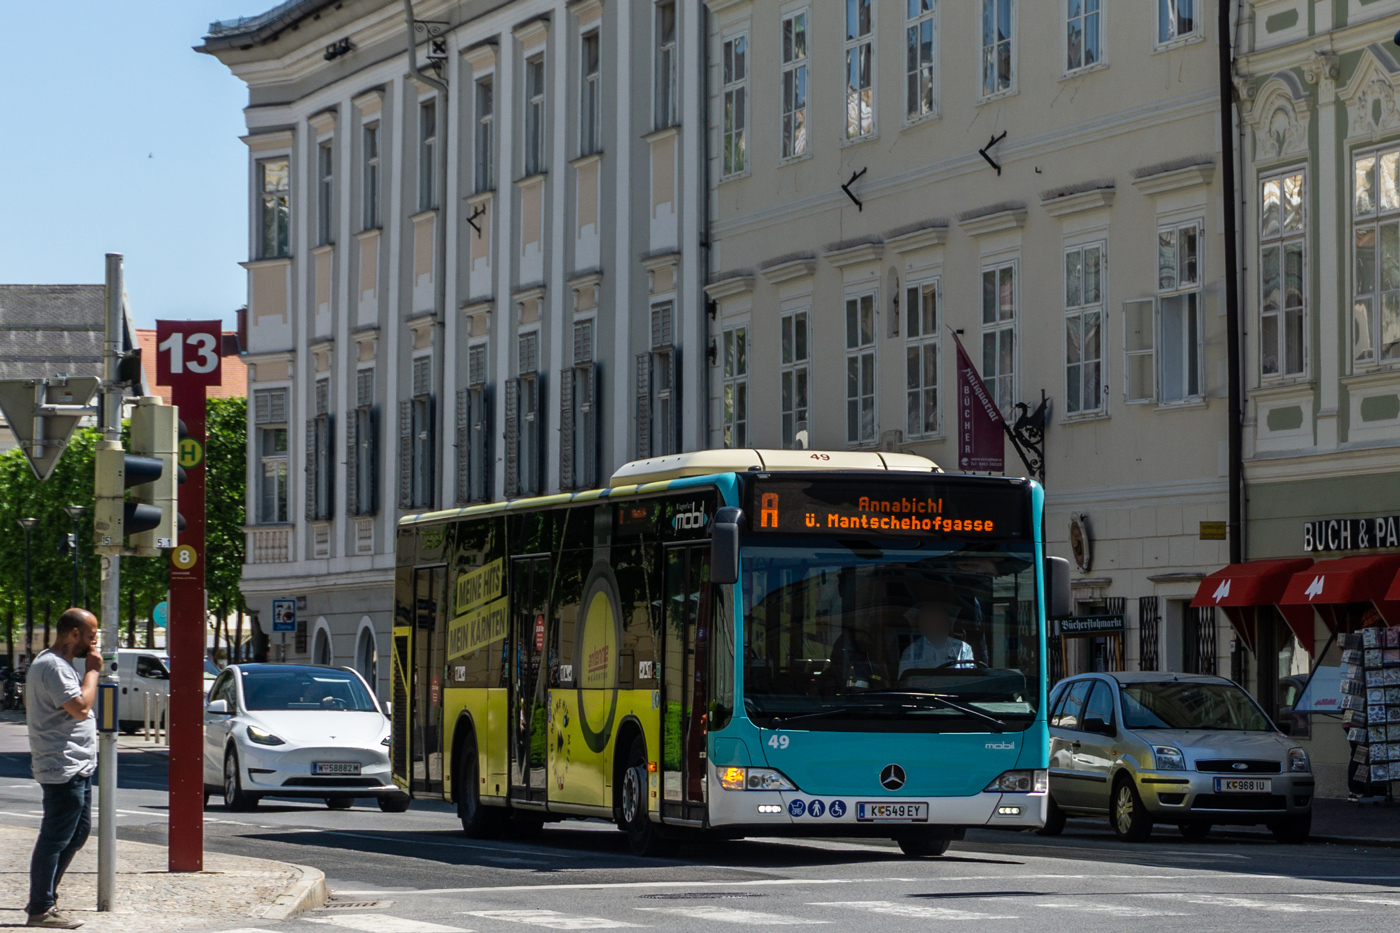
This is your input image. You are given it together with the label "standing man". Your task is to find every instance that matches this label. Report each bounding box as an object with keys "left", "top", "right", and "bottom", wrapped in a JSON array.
[{"left": 25, "top": 608, "right": 101, "bottom": 929}]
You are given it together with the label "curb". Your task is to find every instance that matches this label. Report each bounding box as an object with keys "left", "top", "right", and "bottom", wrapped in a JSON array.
[{"left": 260, "top": 862, "right": 329, "bottom": 922}]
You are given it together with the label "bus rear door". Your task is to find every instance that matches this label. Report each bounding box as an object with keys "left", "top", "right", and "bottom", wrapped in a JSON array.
[
  {"left": 411, "top": 566, "right": 447, "bottom": 795},
  {"left": 511, "top": 554, "right": 551, "bottom": 804},
  {"left": 662, "top": 543, "right": 712, "bottom": 824}
]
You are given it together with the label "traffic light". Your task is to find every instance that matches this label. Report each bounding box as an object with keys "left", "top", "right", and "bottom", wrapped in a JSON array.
[{"left": 93, "top": 397, "right": 177, "bottom": 555}]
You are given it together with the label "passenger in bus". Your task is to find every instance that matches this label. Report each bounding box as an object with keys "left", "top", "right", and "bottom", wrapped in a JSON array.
[{"left": 898, "top": 591, "right": 974, "bottom": 678}]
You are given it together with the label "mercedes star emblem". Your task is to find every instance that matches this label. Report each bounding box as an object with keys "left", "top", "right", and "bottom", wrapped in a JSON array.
[{"left": 879, "top": 764, "right": 906, "bottom": 791}]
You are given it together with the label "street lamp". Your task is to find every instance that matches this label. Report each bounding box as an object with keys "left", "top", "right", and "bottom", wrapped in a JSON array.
[
  {"left": 63, "top": 506, "right": 89, "bottom": 610},
  {"left": 17, "top": 518, "right": 37, "bottom": 664}
]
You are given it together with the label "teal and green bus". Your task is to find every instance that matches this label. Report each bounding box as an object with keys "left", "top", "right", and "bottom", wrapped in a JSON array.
[{"left": 393, "top": 449, "right": 1067, "bottom": 856}]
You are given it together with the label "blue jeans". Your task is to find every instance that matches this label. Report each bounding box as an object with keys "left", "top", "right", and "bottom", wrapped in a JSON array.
[{"left": 27, "top": 773, "right": 92, "bottom": 916}]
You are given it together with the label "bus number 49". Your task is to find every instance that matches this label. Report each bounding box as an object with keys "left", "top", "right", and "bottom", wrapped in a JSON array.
[{"left": 768, "top": 734, "right": 791, "bottom": 750}]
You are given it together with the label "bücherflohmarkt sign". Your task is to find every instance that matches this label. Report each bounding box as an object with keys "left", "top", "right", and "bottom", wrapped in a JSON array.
[
  {"left": 1057, "top": 614, "right": 1126, "bottom": 636},
  {"left": 1303, "top": 516, "right": 1400, "bottom": 553}
]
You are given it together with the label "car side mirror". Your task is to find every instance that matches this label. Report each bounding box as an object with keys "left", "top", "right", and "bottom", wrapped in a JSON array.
[
  {"left": 711, "top": 507, "right": 742, "bottom": 586},
  {"left": 1082, "top": 716, "right": 1114, "bottom": 736},
  {"left": 1275, "top": 718, "right": 1294, "bottom": 736},
  {"left": 206, "top": 699, "right": 231, "bottom": 715},
  {"left": 1045, "top": 556, "right": 1072, "bottom": 620}
]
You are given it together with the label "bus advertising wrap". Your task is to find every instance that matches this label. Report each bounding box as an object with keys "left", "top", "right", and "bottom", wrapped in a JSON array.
[{"left": 449, "top": 558, "right": 509, "bottom": 658}]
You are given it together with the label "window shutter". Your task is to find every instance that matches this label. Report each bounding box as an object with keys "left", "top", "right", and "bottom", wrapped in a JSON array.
[
  {"left": 504, "top": 377, "right": 520, "bottom": 497},
  {"left": 669, "top": 346, "right": 681, "bottom": 454},
  {"left": 584, "top": 362, "right": 601, "bottom": 489},
  {"left": 368, "top": 405, "right": 381, "bottom": 514},
  {"left": 635, "top": 352, "right": 652, "bottom": 459},
  {"left": 480, "top": 385, "right": 493, "bottom": 502},
  {"left": 320, "top": 414, "right": 334, "bottom": 520},
  {"left": 1123, "top": 298, "right": 1156, "bottom": 403},
  {"left": 532, "top": 372, "right": 546, "bottom": 495},
  {"left": 456, "top": 387, "right": 470, "bottom": 504},
  {"left": 304, "top": 418, "right": 317, "bottom": 521},
  {"left": 424, "top": 395, "right": 436, "bottom": 508},
  {"left": 346, "top": 412, "right": 359, "bottom": 515},
  {"left": 255, "top": 390, "right": 271, "bottom": 424},
  {"left": 559, "top": 368, "right": 575, "bottom": 490},
  {"left": 398, "top": 399, "right": 413, "bottom": 508}
]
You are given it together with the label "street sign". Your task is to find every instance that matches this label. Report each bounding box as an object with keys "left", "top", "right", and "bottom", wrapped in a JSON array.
[
  {"left": 153, "top": 601, "right": 168, "bottom": 629},
  {"left": 155, "top": 320, "right": 223, "bottom": 388},
  {"left": 177, "top": 436, "right": 205, "bottom": 470},
  {"left": 171, "top": 544, "right": 198, "bottom": 571},
  {"left": 0, "top": 376, "right": 100, "bottom": 480},
  {"left": 272, "top": 598, "right": 297, "bottom": 633}
]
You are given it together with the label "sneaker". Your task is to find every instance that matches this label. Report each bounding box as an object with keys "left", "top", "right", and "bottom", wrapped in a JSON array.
[{"left": 26, "top": 908, "right": 83, "bottom": 929}]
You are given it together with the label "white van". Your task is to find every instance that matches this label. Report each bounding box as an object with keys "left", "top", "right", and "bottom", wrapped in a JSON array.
[{"left": 116, "top": 649, "right": 170, "bottom": 734}]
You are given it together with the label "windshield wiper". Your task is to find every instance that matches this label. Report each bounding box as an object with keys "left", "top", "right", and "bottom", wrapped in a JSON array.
[
  {"left": 861, "top": 691, "right": 1011, "bottom": 732},
  {"left": 765, "top": 704, "right": 873, "bottom": 725}
]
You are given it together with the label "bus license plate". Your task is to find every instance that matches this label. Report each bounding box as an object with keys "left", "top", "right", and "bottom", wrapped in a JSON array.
[
  {"left": 1213, "top": 777, "right": 1270, "bottom": 794},
  {"left": 856, "top": 802, "right": 928, "bottom": 822},
  {"left": 312, "top": 762, "right": 361, "bottom": 776}
]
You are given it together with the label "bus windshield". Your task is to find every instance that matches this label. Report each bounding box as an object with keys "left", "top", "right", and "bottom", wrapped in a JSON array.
[{"left": 742, "top": 537, "right": 1039, "bottom": 731}]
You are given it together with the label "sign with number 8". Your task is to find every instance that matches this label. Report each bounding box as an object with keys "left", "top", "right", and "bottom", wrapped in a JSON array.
[{"left": 155, "top": 320, "right": 223, "bottom": 388}]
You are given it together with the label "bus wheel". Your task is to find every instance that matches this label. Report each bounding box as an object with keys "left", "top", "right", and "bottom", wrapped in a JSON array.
[
  {"left": 895, "top": 830, "right": 953, "bottom": 858},
  {"left": 621, "top": 737, "right": 672, "bottom": 858},
  {"left": 457, "top": 737, "right": 505, "bottom": 838}
]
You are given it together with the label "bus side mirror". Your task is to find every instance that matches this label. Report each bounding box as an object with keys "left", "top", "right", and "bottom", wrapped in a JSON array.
[
  {"left": 711, "top": 507, "right": 743, "bottom": 586},
  {"left": 1046, "top": 556, "right": 1072, "bottom": 619}
]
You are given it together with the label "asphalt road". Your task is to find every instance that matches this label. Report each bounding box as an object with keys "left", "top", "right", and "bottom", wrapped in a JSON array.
[{"left": 2, "top": 723, "right": 1398, "bottom": 932}]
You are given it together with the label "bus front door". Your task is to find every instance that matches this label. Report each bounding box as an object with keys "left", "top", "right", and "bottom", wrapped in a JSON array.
[
  {"left": 412, "top": 566, "right": 447, "bottom": 795},
  {"left": 662, "top": 544, "right": 712, "bottom": 824},
  {"left": 511, "top": 555, "right": 551, "bottom": 804}
]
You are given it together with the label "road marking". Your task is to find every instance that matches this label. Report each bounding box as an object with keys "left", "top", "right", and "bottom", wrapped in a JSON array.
[
  {"left": 635, "top": 907, "right": 827, "bottom": 925},
  {"left": 0, "top": 810, "right": 41, "bottom": 819},
  {"left": 305, "top": 916, "right": 472, "bottom": 933},
  {"left": 1036, "top": 902, "right": 1187, "bottom": 917},
  {"left": 314, "top": 829, "right": 608, "bottom": 861},
  {"left": 1138, "top": 894, "right": 1359, "bottom": 914},
  {"left": 334, "top": 879, "right": 873, "bottom": 897},
  {"left": 1294, "top": 894, "right": 1400, "bottom": 907},
  {"left": 811, "top": 900, "right": 1016, "bottom": 921},
  {"left": 464, "top": 909, "right": 641, "bottom": 929}
]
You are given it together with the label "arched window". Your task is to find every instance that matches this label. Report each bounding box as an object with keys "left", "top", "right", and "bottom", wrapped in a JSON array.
[
  {"left": 356, "top": 624, "right": 378, "bottom": 689},
  {"left": 313, "top": 627, "right": 332, "bottom": 666}
]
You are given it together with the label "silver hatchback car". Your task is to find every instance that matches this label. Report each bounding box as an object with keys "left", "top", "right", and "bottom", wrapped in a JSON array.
[{"left": 1039, "top": 672, "right": 1313, "bottom": 843}]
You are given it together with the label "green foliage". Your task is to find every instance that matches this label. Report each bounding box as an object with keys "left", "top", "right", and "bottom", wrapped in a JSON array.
[{"left": 205, "top": 396, "right": 247, "bottom": 614}]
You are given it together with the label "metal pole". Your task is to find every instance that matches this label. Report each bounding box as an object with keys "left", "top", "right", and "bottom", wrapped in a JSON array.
[
  {"left": 22, "top": 526, "right": 32, "bottom": 663},
  {"left": 96, "top": 253, "right": 124, "bottom": 912},
  {"left": 71, "top": 516, "right": 80, "bottom": 610}
]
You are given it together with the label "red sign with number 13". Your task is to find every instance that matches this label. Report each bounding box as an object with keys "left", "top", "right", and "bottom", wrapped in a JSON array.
[{"left": 155, "top": 320, "right": 223, "bottom": 388}]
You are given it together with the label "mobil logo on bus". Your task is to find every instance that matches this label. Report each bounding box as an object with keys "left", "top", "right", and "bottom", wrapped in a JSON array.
[{"left": 671, "top": 502, "right": 710, "bottom": 533}]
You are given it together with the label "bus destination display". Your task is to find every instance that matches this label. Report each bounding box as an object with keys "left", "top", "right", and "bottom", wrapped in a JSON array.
[{"left": 747, "top": 479, "right": 1027, "bottom": 538}]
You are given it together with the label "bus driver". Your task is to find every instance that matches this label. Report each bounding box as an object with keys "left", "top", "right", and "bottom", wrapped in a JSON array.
[{"left": 898, "top": 590, "right": 974, "bottom": 678}]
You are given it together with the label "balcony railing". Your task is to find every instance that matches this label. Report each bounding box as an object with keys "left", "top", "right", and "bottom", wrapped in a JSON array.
[{"left": 246, "top": 525, "right": 292, "bottom": 564}]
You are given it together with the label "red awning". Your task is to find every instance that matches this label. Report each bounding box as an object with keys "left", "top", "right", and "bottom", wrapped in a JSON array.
[
  {"left": 1279, "top": 554, "right": 1400, "bottom": 652},
  {"left": 1191, "top": 559, "right": 1314, "bottom": 653}
]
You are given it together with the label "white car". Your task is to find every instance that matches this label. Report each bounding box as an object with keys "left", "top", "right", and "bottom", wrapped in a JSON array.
[{"left": 203, "top": 663, "right": 409, "bottom": 812}]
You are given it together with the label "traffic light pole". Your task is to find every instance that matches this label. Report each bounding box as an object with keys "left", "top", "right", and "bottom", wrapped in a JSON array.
[{"left": 96, "top": 253, "right": 124, "bottom": 911}]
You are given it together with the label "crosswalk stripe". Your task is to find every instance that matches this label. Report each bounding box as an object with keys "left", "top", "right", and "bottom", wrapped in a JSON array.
[
  {"left": 1137, "top": 894, "right": 1359, "bottom": 914},
  {"left": 464, "top": 910, "right": 642, "bottom": 929},
  {"left": 634, "top": 906, "right": 828, "bottom": 925},
  {"left": 810, "top": 900, "right": 1016, "bottom": 921},
  {"left": 1294, "top": 894, "right": 1400, "bottom": 908},
  {"left": 305, "top": 915, "right": 473, "bottom": 932},
  {"left": 1035, "top": 902, "right": 1187, "bottom": 917}
]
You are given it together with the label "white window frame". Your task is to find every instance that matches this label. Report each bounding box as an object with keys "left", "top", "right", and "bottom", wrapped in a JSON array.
[
  {"left": 1156, "top": 219, "right": 1205, "bottom": 403},
  {"left": 904, "top": 278, "right": 941, "bottom": 438},
  {"left": 1063, "top": 242, "right": 1107, "bottom": 417},
  {"left": 781, "top": 9, "right": 809, "bottom": 161},
  {"left": 980, "top": 0, "right": 1016, "bottom": 101},
  {"left": 316, "top": 141, "right": 333, "bottom": 246},
  {"left": 845, "top": 291, "right": 878, "bottom": 446},
  {"left": 1156, "top": 0, "right": 1201, "bottom": 50},
  {"left": 254, "top": 388, "right": 290, "bottom": 524},
  {"left": 654, "top": 0, "right": 678, "bottom": 130},
  {"left": 1064, "top": 0, "right": 1103, "bottom": 75},
  {"left": 1260, "top": 168, "right": 1307, "bottom": 380},
  {"left": 524, "top": 54, "right": 547, "bottom": 177},
  {"left": 580, "top": 29, "right": 602, "bottom": 157},
  {"left": 844, "top": 0, "right": 875, "bottom": 141},
  {"left": 418, "top": 97, "right": 437, "bottom": 212},
  {"left": 722, "top": 325, "right": 748, "bottom": 449},
  {"left": 780, "top": 309, "right": 810, "bottom": 449},
  {"left": 362, "top": 122, "right": 381, "bottom": 230},
  {"left": 474, "top": 76, "right": 495, "bottom": 193},
  {"left": 256, "top": 157, "right": 291, "bottom": 260},
  {"left": 1351, "top": 146, "right": 1400, "bottom": 369},
  {"left": 650, "top": 302, "right": 678, "bottom": 456},
  {"left": 721, "top": 32, "right": 748, "bottom": 178},
  {"left": 980, "top": 258, "right": 1018, "bottom": 419},
  {"left": 905, "top": 1, "right": 938, "bottom": 123},
  {"left": 517, "top": 332, "right": 541, "bottom": 496}
]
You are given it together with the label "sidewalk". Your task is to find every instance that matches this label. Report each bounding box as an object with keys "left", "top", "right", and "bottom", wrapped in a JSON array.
[{"left": 0, "top": 825, "right": 325, "bottom": 931}]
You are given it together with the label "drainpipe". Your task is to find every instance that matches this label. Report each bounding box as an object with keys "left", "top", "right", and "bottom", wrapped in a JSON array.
[
  {"left": 402, "top": 0, "right": 450, "bottom": 502},
  {"left": 700, "top": 4, "right": 713, "bottom": 449},
  {"left": 1219, "top": 0, "right": 1243, "bottom": 566}
]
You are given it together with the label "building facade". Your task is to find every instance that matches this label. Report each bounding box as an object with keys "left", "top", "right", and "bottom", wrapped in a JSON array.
[
  {"left": 202, "top": 0, "right": 707, "bottom": 696},
  {"left": 703, "top": 0, "right": 1237, "bottom": 679}
]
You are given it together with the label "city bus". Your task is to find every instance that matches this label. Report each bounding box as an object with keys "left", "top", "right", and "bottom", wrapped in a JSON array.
[{"left": 392, "top": 449, "right": 1068, "bottom": 856}]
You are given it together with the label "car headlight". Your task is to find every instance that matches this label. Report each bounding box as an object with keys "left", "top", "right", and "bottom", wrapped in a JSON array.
[
  {"left": 985, "top": 769, "right": 1048, "bottom": 793},
  {"left": 717, "top": 767, "right": 796, "bottom": 791},
  {"left": 381, "top": 734, "right": 392, "bottom": 747},
  {"left": 1288, "top": 747, "right": 1310, "bottom": 773},
  {"left": 246, "top": 725, "right": 285, "bottom": 746},
  {"left": 1152, "top": 746, "right": 1185, "bottom": 771}
]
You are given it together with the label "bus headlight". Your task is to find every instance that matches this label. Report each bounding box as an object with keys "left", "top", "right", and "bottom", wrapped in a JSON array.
[
  {"left": 985, "top": 770, "right": 1047, "bottom": 793},
  {"left": 717, "top": 767, "right": 796, "bottom": 791}
]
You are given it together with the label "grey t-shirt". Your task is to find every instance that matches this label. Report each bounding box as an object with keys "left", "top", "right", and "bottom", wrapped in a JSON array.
[{"left": 26, "top": 650, "right": 96, "bottom": 784}]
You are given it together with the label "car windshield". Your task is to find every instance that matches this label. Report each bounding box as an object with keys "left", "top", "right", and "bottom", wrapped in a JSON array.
[
  {"left": 742, "top": 537, "right": 1039, "bottom": 731},
  {"left": 1121, "top": 681, "right": 1272, "bottom": 731},
  {"left": 204, "top": 659, "right": 220, "bottom": 676},
  {"left": 240, "top": 668, "right": 378, "bottom": 712}
]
